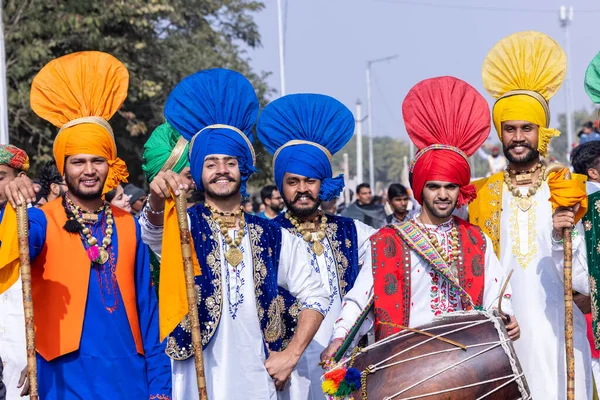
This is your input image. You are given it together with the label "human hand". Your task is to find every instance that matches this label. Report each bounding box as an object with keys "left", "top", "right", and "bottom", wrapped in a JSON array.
[
  {"left": 502, "top": 313, "right": 520, "bottom": 341},
  {"left": 17, "top": 367, "right": 30, "bottom": 396},
  {"left": 148, "top": 171, "right": 190, "bottom": 209},
  {"left": 5, "top": 175, "right": 37, "bottom": 208},
  {"left": 319, "top": 338, "right": 344, "bottom": 366},
  {"left": 573, "top": 293, "right": 592, "bottom": 314},
  {"left": 552, "top": 205, "right": 579, "bottom": 240},
  {"left": 265, "top": 349, "right": 300, "bottom": 391}
]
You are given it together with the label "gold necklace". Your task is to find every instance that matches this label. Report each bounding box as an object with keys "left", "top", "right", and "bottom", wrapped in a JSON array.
[
  {"left": 67, "top": 200, "right": 113, "bottom": 265},
  {"left": 205, "top": 203, "right": 243, "bottom": 229},
  {"left": 506, "top": 162, "right": 542, "bottom": 185},
  {"left": 286, "top": 211, "right": 328, "bottom": 256},
  {"left": 206, "top": 204, "right": 246, "bottom": 267},
  {"left": 503, "top": 165, "right": 546, "bottom": 212},
  {"left": 422, "top": 221, "right": 460, "bottom": 267}
]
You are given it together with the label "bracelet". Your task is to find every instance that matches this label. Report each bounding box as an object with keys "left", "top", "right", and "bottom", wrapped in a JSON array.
[{"left": 145, "top": 195, "right": 165, "bottom": 216}]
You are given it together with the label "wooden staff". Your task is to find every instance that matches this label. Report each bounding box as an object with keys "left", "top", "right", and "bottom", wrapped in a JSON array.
[
  {"left": 16, "top": 197, "right": 38, "bottom": 400},
  {"left": 174, "top": 193, "right": 208, "bottom": 400},
  {"left": 545, "top": 164, "right": 575, "bottom": 400}
]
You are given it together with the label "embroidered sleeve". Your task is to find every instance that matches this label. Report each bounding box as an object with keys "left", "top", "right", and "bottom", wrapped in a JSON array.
[{"left": 149, "top": 395, "right": 171, "bottom": 400}]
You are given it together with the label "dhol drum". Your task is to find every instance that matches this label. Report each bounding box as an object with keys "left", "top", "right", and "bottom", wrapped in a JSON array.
[{"left": 326, "top": 310, "right": 530, "bottom": 400}]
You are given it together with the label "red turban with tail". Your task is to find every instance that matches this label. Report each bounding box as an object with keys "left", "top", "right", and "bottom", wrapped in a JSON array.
[{"left": 402, "top": 76, "right": 490, "bottom": 207}]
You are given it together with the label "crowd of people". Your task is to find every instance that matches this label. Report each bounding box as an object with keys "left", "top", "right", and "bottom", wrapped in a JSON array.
[{"left": 0, "top": 30, "right": 599, "bottom": 400}]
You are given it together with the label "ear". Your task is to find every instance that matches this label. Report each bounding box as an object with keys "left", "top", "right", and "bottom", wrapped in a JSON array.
[
  {"left": 588, "top": 167, "right": 600, "bottom": 181},
  {"left": 50, "top": 182, "right": 60, "bottom": 195}
]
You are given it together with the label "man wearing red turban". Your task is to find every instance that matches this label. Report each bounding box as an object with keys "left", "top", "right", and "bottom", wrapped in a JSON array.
[{"left": 321, "top": 78, "right": 521, "bottom": 386}]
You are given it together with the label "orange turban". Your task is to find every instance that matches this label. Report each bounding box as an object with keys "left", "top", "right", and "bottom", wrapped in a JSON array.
[{"left": 30, "top": 51, "right": 129, "bottom": 194}]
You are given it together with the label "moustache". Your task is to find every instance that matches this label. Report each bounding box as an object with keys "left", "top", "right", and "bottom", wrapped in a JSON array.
[
  {"left": 209, "top": 175, "right": 235, "bottom": 184},
  {"left": 293, "top": 192, "right": 316, "bottom": 203},
  {"left": 506, "top": 142, "right": 534, "bottom": 151}
]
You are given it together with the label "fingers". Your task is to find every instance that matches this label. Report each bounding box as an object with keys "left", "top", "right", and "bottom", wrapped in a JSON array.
[
  {"left": 150, "top": 171, "right": 189, "bottom": 199},
  {"left": 17, "top": 368, "right": 27, "bottom": 387},
  {"left": 6, "top": 177, "right": 36, "bottom": 207},
  {"left": 20, "top": 379, "right": 30, "bottom": 397}
]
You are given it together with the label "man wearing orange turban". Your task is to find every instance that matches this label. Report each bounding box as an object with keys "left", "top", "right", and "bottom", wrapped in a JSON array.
[
  {"left": 0, "top": 52, "right": 171, "bottom": 399},
  {"left": 464, "top": 31, "right": 592, "bottom": 400}
]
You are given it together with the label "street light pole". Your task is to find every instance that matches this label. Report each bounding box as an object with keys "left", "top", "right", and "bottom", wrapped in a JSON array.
[
  {"left": 355, "top": 99, "right": 364, "bottom": 184},
  {"left": 366, "top": 55, "right": 398, "bottom": 190},
  {"left": 277, "top": 0, "right": 286, "bottom": 96},
  {"left": 560, "top": 5, "right": 574, "bottom": 154}
]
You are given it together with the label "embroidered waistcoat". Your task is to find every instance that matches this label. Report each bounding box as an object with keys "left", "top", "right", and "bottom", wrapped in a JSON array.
[
  {"left": 584, "top": 191, "right": 600, "bottom": 350},
  {"left": 166, "top": 204, "right": 297, "bottom": 360},
  {"left": 469, "top": 172, "right": 504, "bottom": 258},
  {"left": 274, "top": 213, "right": 360, "bottom": 298},
  {"left": 371, "top": 217, "right": 486, "bottom": 341}
]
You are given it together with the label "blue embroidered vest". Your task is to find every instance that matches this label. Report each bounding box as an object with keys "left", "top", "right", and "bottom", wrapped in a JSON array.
[
  {"left": 274, "top": 213, "right": 360, "bottom": 298},
  {"left": 166, "top": 204, "right": 298, "bottom": 360}
]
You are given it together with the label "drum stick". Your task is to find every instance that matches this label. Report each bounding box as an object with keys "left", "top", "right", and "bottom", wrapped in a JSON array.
[
  {"left": 16, "top": 196, "right": 38, "bottom": 400},
  {"left": 376, "top": 322, "right": 467, "bottom": 350},
  {"left": 497, "top": 269, "right": 514, "bottom": 322},
  {"left": 174, "top": 193, "right": 208, "bottom": 400}
]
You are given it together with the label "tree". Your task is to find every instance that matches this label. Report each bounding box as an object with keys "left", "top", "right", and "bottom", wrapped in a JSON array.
[
  {"left": 4, "top": 0, "right": 274, "bottom": 186},
  {"left": 553, "top": 108, "right": 595, "bottom": 164}
]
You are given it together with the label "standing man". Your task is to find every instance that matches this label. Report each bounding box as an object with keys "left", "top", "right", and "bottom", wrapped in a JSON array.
[
  {"left": 468, "top": 31, "right": 591, "bottom": 399},
  {"left": 140, "top": 68, "right": 328, "bottom": 399},
  {"left": 386, "top": 183, "right": 416, "bottom": 225},
  {"left": 0, "top": 144, "right": 30, "bottom": 400},
  {"left": 477, "top": 146, "right": 507, "bottom": 176},
  {"left": 341, "top": 183, "right": 386, "bottom": 228},
  {"left": 322, "top": 77, "right": 518, "bottom": 364},
  {"left": 259, "top": 184, "right": 285, "bottom": 219},
  {"left": 256, "top": 93, "right": 376, "bottom": 400},
  {"left": 0, "top": 51, "right": 171, "bottom": 399}
]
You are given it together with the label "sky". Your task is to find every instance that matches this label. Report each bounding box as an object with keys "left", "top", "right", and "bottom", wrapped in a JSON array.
[{"left": 247, "top": 0, "right": 600, "bottom": 143}]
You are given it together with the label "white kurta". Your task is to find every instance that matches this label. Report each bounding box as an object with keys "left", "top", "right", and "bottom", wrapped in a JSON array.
[
  {"left": 332, "top": 217, "right": 513, "bottom": 344},
  {"left": 498, "top": 183, "right": 591, "bottom": 400},
  {"left": 0, "top": 278, "right": 29, "bottom": 400},
  {"left": 280, "top": 221, "right": 375, "bottom": 400},
  {"left": 140, "top": 213, "right": 329, "bottom": 400}
]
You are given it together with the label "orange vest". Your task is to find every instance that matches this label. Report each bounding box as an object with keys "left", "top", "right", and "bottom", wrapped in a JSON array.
[{"left": 32, "top": 198, "right": 144, "bottom": 361}]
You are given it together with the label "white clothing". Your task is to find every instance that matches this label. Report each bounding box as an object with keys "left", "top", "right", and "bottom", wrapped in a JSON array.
[
  {"left": 140, "top": 213, "right": 329, "bottom": 400},
  {"left": 497, "top": 183, "right": 591, "bottom": 400},
  {"left": 593, "top": 359, "right": 600, "bottom": 397},
  {"left": 280, "top": 220, "right": 375, "bottom": 400},
  {"left": 587, "top": 181, "right": 600, "bottom": 195},
  {"left": 477, "top": 148, "right": 507, "bottom": 176},
  {"left": 0, "top": 278, "right": 29, "bottom": 400},
  {"left": 332, "top": 217, "right": 513, "bottom": 344}
]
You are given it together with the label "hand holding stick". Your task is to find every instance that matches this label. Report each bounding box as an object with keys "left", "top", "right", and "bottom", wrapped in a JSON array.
[
  {"left": 16, "top": 196, "right": 38, "bottom": 400},
  {"left": 174, "top": 193, "right": 208, "bottom": 400}
]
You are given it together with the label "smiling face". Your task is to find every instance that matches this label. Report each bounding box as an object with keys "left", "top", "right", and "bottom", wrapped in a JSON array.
[
  {"left": 64, "top": 154, "right": 109, "bottom": 201},
  {"left": 501, "top": 120, "right": 540, "bottom": 165},
  {"left": 282, "top": 172, "right": 322, "bottom": 219},
  {"left": 421, "top": 181, "right": 459, "bottom": 222},
  {"left": 201, "top": 154, "right": 242, "bottom": 200},
  {"left": 110, "top": 184, "right": 132, "bottom": 212}
]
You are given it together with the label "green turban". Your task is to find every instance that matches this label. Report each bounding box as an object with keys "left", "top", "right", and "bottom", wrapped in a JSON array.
[{"left": 142, "top": 122, "right": 190, "bottom": 182}]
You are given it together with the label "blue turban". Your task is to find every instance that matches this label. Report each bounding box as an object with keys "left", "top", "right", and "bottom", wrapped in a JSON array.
[
  {"left": 256, "top": 94, "right": 354, "bottom": 201},
  {"left": 164, "top": 68, "right": 259, "bottom": 196}
]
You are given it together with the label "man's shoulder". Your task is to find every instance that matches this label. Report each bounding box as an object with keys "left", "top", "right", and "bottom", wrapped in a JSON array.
[{"left": 471, "top": 172, "right": 504, "bottom": 191}]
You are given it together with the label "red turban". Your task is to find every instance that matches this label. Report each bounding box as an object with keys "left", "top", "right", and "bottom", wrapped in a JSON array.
[{"left": 402, "top": 76, "right": 490, "bottom": 207}]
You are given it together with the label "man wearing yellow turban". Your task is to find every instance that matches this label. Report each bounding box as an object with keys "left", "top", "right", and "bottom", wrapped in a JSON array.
[
  {"left": 465, "top": 31, "right": 592, "bottom": 399},
  {"left": 0, "top": 51, "right": 171, "bottom": 399}
]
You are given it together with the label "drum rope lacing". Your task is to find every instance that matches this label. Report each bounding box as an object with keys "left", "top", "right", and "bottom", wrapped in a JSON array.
[{"left": 342, "top": 311, "right": 530, "bottom": 400}]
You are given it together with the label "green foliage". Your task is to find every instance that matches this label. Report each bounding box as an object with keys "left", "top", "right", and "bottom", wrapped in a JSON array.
[
  {"left": 554, "top": 108, "right": 596, "bottom": 164},
  {"left": 4, "top": 0, "right": 273, "bottom": 184}
]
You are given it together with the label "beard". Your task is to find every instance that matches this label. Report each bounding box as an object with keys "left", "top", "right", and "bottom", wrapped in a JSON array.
[
  {"left": 203, "top": 174, "right": 242, "bottom": 200},
  {"left": 284, "top": 192, "right": 321, "bottom": 219},
  {"left": 503, "top": 142, "right": 540, "bottom": 164},
  {"left": 66, "top": 174, "right": 104, "bottom": 201},
  {"left": 422, "top": 196, "right": 457, "bottom": 220}
]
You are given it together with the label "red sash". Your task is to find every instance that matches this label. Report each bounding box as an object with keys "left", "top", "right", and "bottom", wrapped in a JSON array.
[{"left": 371, "top": 218, "right": 486, "bottom": 341}]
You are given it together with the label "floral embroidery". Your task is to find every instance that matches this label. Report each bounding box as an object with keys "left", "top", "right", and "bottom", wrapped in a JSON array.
[
  {"left": 596, "top": 199, "right": 600, "bottom": 213},
  {"left": 149, "top": 394, "right": 171, "bottom": 399},
  {"left": 345, "top": 238, "right": 352, "bottom": 248},
  {"left": 585, "top": 220, "right": 593, "bottom": 231},
  {"left": 509, "top": 197, "right": 537, "bottom": 268},
  {"left": 326, "top": 221, "right": 351, "bottom": 296},
  {"left": 484, "top": 180, "right": 502, "bottom": 255}
]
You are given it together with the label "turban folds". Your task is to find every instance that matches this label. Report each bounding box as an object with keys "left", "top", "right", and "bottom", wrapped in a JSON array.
[
  {"left": 142, "top": 122, "right": 190, "bottom": 183},
  {"left": 30, "top": 51, "right": 129, "bottom": 194},
  {"left": 403, "top": 76, "right": 490, "bottom": 207},
  {"left": 482, "top": 31, "right": 566, "bottom": 157},
  {"left": 164, "top": 68, "right": 258, "bottom": 196},
  {"left": 256, "top": 94, "right": 354, "bottom": 201},
  {"left": 0, "top": 144, "right": 29, "bottom": 172}
]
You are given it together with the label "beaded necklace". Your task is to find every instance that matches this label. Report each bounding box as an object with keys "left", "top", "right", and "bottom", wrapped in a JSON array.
[
  {"left": 66, "top": 195, "right": 114, "bottom": 265},
  {"left": 503, "top": 164, "right": 546, "bottom": 212},
  {"left": 285, "top": 211, "right": 328, "bottom": 256},
  {"left": 205, "top": 203, "right": 246, "bottom": 267}
]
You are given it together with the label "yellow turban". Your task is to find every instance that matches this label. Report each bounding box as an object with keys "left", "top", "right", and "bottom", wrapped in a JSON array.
[
  {"left": 482, "top": 31, "right": 566, "bottom": 156},
  {"left": 30, "top": 51, "right": 130, "bottom": 194}
]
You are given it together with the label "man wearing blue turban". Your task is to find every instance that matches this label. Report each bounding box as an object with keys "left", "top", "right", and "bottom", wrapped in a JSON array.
[
  {"left": 139, "top": 69, "right": 329, "bottom": 400},
  {"left": 257, "top": 93, "right": 376, "bottom": 400}
]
